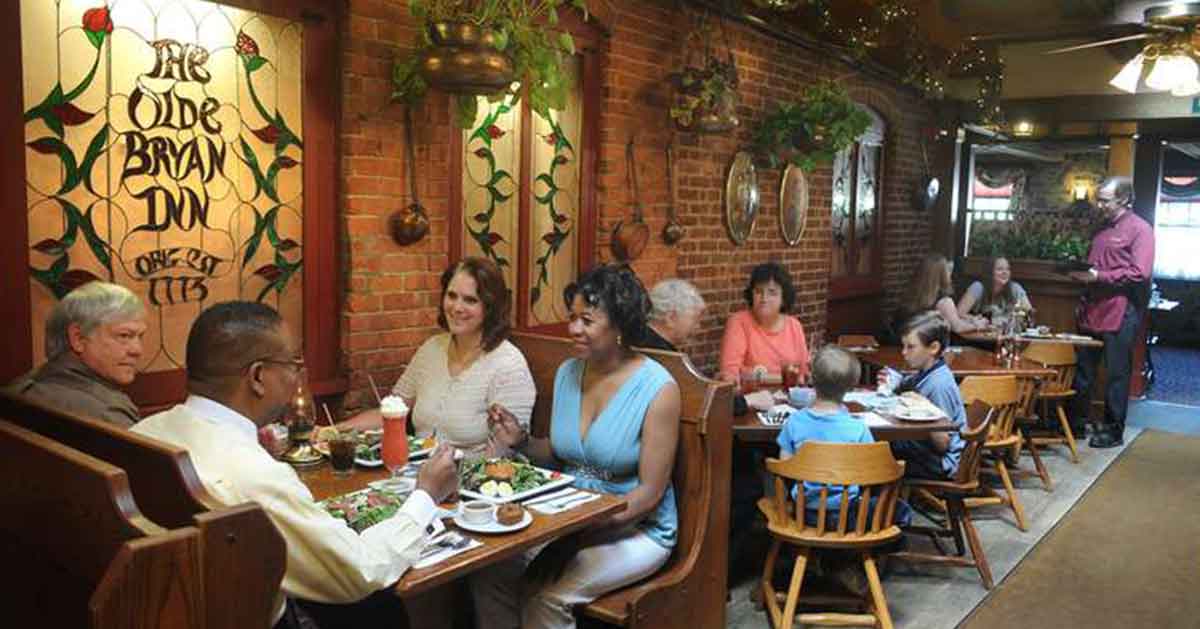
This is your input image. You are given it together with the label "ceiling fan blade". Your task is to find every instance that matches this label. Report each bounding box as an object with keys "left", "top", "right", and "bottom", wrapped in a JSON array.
[
  {"left": 969, "top": 23, "right": 1148, "bottom": 45},
  {"left": 1043, "top": 33, "right": 1155, "bottom": 54}
]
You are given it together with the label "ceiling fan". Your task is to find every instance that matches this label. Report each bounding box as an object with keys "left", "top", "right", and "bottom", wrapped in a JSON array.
[{"left": 970, "top": 2, "right": 1200, "bottom": 95}]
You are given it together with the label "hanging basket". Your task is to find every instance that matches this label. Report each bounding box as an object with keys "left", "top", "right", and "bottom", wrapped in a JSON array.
[
  {"left": 419, "top": 22, "right": 515, "bottom": 95},
  {"left": 670, "top": 13, "right": 740, "bottom": 134}
]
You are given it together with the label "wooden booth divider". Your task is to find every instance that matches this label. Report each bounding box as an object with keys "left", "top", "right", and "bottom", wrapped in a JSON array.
[
  {"left": 0, "top": 393, "right": 286, "bottom": 629},
  {"left": 511, "top": 332, "right": 734, "bottom": 629}
]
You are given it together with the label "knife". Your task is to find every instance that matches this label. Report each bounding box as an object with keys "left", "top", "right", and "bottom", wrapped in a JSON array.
[{"left": 523, "top": 488, "right": 579, "bottom": 506}]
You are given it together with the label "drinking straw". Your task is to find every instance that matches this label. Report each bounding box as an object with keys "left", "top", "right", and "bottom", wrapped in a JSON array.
[
  {"left": 322, "top": 403, "right": 337, "bottom": 428},
  {"left": 366, "top": 373, "right": 383, "bottom": 405}
]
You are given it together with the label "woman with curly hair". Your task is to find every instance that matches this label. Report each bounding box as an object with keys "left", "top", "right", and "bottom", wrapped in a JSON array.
[
  {"left": 476, "top": 264, "right": 681, "bottom": 629},
  {"left": 719, "top": 261, "right": 811, "bottom": 387}
]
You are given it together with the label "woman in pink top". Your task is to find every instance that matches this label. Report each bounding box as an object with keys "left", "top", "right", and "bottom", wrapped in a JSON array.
[{"left": 719, "top": 262, "right": 810, "bottom": 386}]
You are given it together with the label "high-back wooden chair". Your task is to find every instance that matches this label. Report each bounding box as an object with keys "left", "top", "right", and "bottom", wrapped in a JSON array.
[
  {"left": 894, "top": 401, "right": 996, "bottom": 588},
  {"left": 757, "top": 442, "right": 905, "bottom": 629},
  {"left": 1022, "top": 340, "right": 1081, "bottom": 463},
  {"left": 512, "top": 332, "right": 733, "bottom": 629},
  {"left": 959, "top": 375, "right": 1044, "bottom": 531},
  {"left": 0, "top": 419, "right": 204, "bottom": 628}
]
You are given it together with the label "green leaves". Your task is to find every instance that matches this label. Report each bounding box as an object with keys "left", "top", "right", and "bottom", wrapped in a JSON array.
[{"left": 751, "top": 80, "right": 871, "bottom": 170}]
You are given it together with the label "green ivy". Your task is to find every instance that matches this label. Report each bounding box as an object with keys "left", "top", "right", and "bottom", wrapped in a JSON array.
[{"left": 751, "top": 80, "right": 872, "bottom": 171}]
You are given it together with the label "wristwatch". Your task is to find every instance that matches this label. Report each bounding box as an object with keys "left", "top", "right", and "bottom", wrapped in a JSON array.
[{"left": 1088, "top": 268, "right": 1098, "bottom": 280}]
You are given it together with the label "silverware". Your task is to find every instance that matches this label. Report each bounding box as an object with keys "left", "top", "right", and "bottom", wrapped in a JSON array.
[
  {"left": 547, "top": 493, "right": 596, "bottom": 511},
  {"left": 523, "top": 488, "right": 578, "bottom": 506},
  {"left": 419, "top": 532, "right": 470, "bottom": 560}
]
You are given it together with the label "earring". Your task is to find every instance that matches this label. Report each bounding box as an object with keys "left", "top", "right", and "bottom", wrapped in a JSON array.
[{"left": 617, "top": 334, "right": 623, "bottom": 346}]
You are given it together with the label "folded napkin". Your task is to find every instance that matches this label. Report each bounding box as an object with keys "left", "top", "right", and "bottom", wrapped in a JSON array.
[{"left": 529, "top": 492, "right": 601, "bottom": 515}]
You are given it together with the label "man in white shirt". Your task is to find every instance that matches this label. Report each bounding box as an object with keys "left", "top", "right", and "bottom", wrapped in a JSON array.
[{"left": 133, "top": 301, "right": 458, "bottom": 628}]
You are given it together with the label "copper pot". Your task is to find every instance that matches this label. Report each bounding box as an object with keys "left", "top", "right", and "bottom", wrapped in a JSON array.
[{"left": 420, "top": 22, "right": 515, "bottom": 95}]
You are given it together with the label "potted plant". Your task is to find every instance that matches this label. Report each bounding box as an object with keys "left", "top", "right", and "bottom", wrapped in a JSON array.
[
  {"left": 670, "top": 17, "right": 739, "bottom": 133},
  {"left": 751, "top": 80, "right": 871, "bottom": 170},
  {"left": 392, "top": 0, "right": 586, "bottom": 128}
]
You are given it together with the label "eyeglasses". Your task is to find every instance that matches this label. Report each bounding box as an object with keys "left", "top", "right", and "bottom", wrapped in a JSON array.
[{"left": 246, "top": 356, "right": 306, "bottom": 374}]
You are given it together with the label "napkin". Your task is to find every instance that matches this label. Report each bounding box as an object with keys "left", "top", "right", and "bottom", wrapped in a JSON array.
[
  {"left": 413, "top": 537, "right": 482, "bottom": 569},
  {"left": 852, "top": 412, "right": 892, "bottom": 428},
  {"left": 529, "top": 492, "right": 602, "bottom": 515}
]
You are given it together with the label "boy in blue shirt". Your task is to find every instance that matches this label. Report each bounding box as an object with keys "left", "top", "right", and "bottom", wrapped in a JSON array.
[
  {"left": 777, "top": 345, "right": 873, "bottom": 516},
  {"left": 883, "top": 311, "right": 968, "bottom": 480}
]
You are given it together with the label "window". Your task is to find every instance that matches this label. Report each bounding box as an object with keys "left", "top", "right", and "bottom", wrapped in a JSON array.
[
  {"left": 1155, "top": 176, "right": 1200, "bottom": 280},
  {"left": 830, "top": 106, "right": 885, "bottom": 296},
  {"left": 970, "top": 179, "right": 1015, "bottom": 220},
  {"left": 448, "top": 14, "right": 600, "bottom": 332}
]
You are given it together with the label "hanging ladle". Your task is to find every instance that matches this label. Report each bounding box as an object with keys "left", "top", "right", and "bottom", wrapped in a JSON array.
[
  {"left": 611, "top": 139, "right": 649, "bottom": 261},
  {"left": 390, "top": 105, "right": 430, "bottom": 246},
  {"left": 662, "top": 143, "right": 684, "bottom": 245}
]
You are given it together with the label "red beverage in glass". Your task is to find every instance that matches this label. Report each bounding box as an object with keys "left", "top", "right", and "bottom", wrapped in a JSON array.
[{"left": 381, "top": 413, "right": 409, "bottom": 475}]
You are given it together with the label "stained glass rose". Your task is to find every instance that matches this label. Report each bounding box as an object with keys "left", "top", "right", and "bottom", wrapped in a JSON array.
[
  {"left": 82, "top": 7, "right": 113, "bottom": 34},
  {"left": 236, "top": 31, "right": 260, "bottom": 57}
]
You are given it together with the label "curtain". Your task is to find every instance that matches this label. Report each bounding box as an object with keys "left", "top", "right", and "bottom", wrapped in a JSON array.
[
  {"left": 1162, "top": 176, "right": 1200, "bottom": 200},
  {"left": 976, "top": 167, "right": 1027, "bottom": 211}
]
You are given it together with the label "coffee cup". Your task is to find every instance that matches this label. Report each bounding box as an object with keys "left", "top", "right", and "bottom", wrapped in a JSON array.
[{"left": 462, "top": 500, "right": 495, "bottom": 525}]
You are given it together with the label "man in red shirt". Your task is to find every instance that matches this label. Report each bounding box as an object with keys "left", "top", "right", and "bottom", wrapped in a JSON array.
[{"left": 1068, "top": 176, "right": 1155, "bottom": 448}]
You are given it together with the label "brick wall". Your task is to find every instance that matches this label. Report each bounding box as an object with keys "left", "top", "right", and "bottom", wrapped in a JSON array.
[{"left": 337, "top": 0, "right": 937, "bottom": 409}]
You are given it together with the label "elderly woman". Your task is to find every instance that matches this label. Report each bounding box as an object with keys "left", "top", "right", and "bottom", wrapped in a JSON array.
[
  {"left": 475, "top": 264, "right": 681, "bottom": 629},
  {"left": 7, "top": 281, "right": 146, "bottom": 427},
  {"left": 719, "top": 261, "right": 810, "bottom": 386},
  {"left": 957, "top": 256, "right": 1033, "bottom": 324},
  {"left": 636, "top": 278, "right": 706, "bottom": 352},
  {"left": 897, "top": 253, "right": 986, "bottom": 336},
  {"left": 345, "top": 257, "right": 535, "bottom": 451}
]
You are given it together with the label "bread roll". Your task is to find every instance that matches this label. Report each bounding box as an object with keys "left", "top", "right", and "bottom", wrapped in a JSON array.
[{"left": 496, "top": 503, "right": 524, "bottom": 526}]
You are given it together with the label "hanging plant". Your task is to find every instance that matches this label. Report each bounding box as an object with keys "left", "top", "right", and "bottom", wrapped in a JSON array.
[
  {"left": 670, "top": 13, "right": 739, "bottom": 133},
  {"left": 392, "top": 0, "right": 588, "bottom": 129},
  {"left": 751, "top": 80, "right": 871, "bottom": 171}
]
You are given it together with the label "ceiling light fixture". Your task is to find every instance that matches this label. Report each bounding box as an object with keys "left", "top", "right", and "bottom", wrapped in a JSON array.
[{"left": 1111, "top": 39, "right": 1200, "bottom": 95}]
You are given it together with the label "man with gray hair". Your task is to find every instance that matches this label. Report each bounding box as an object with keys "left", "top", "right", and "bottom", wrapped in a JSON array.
[
  {"left": 1067, "top": 175, "right": 1154, "bottom": 448},
  {"left": 636, "top": 278, "right": 707, "bottom": 352},
  {"left": 7, "top": 281, "right": 146, "bottom": 427}
]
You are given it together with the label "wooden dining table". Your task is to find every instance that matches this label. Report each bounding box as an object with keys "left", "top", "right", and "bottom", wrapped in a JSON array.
[
  {"left": 859, "top": 345, "right": 1057, "bottom": 379},
  {"left": 958, "top": 330, "right": 1104, "bottom": 348},
  {"left": 733, "top": 391, "right": 957, "bottom": 444},
  {"left": 299, "top": 462, "right": 626, "bottom": 596}
]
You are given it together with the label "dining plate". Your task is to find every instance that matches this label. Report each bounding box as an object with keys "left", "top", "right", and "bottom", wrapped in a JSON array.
[
  {"left": 891, "top": 407, "right": 942, "bottom": 422},
  {"left": 452, "top": 510, "right": 532, "bottom": 534},
  {"left": 459, "top": 464, "right": 576, "bottom": 505}
]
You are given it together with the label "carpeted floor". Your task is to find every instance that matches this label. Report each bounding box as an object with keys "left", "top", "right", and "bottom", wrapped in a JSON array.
[
  {"left": 962, "top": 430, "right": 1200, "bottom": 628},
  {"left": 1147, "top": 346, "right": 1200, "bottom": 407}
]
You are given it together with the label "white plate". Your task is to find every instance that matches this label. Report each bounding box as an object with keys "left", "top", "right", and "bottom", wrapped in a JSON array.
[
  {"left": 459, "top": 466, "right": 576, "bottom": 504},
  {"left": 453, "top": 509, "right": 532, "bottom": 534},
  {"left": 368, "top": 477, "right": 416, "bottom": 494},
  {"left": 891, "top": 407, "right": 942, "bottom": 422}
]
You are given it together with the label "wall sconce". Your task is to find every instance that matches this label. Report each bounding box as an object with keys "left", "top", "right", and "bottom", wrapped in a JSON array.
[
  {"left": 1072, "top": 179, "right": 1090, "bottom": 201},
  {"left": 1013, "top": 120, "right": 1035, "bottom": 137}
]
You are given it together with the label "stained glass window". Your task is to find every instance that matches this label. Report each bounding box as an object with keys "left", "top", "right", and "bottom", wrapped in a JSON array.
[
  {"left": 22, "top": 0, "right": 306, "bottom": 371},
  {"left": 830, "top": 105, "right": 885, "bottom": 285}
]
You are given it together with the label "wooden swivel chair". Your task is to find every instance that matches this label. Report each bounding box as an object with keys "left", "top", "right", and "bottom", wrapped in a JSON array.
[
  {"left": 894, "top": 401, "right": 996, "bottom": 588},
  {"left": 757, "top": 442, "right": 905, "bottom": 629}
]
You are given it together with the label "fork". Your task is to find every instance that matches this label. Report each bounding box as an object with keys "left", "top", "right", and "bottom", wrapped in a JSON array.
[
  {"left": 419, "top": 532, "right": 470, "bottom": 560},
  {"left": 546, "top": 492, "right": 597, "bottom": 511}
]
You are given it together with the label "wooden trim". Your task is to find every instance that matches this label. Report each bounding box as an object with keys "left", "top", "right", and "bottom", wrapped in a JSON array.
[
  {"left": 448, "top": 103, "right": 464, "bottom": 264},
  {"left": 302, "top": 5, "right": 345, "bottom": 397},
  {"left": 517, "top": 98, "right": 534, "bottom": 327},
  {"left": 1, "top": 4, "right": 31, "bottom": 383}
]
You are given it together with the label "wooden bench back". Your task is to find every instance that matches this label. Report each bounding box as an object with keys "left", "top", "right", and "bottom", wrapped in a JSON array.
[
  {"left": 0, "top": 419, "right": 204, "bottom": 628},
  {"left": 511, "top": 333, "right": 733, "bottom": 629},
  {"left": 0, "top": 392, "right": 286, "bottom": 629}
]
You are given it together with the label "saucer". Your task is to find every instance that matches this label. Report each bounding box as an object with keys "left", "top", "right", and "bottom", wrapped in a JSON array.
[{"left": 452, "top": 510, "right": 532, "bottom": 534}]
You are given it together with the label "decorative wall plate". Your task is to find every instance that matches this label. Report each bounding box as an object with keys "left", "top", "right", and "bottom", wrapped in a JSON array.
[
  {"left": 779, "top": 164, "right": 809, "bottom": 246},
  {"left": 724, "top": 151, "right": 760, "bottom": 245}
]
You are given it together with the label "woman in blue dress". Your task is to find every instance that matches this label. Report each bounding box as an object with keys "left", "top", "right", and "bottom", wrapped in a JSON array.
[{"left": 473, "top": 264, "right": 681, "bottom": 629}]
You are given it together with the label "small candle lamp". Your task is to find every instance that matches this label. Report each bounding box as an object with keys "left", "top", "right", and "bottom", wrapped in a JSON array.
[{"left": 280, "top": 383, "right": 324, "bottom": 467}]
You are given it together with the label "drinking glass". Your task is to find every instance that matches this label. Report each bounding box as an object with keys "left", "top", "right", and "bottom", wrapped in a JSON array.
[
  {"left": 328, "top": 428, "right": 357, "bottom": 478},
  {"left": 381, "top": 411, "right": 410, "bottom": 477}
]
